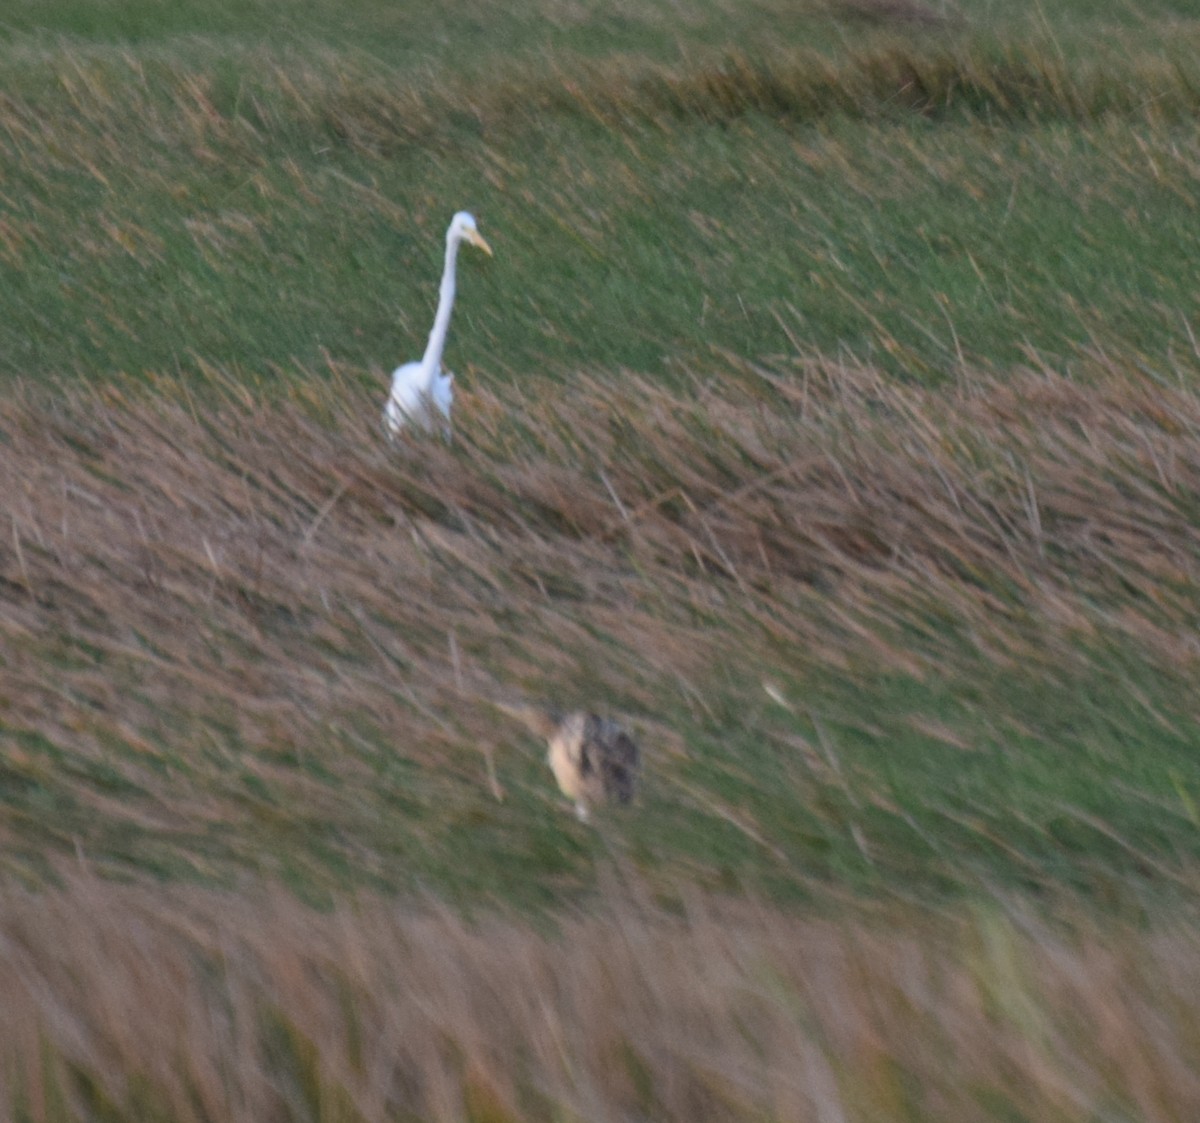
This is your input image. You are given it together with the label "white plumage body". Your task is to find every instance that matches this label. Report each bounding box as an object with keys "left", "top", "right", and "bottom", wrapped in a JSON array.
[
  {"left": 383, "top": 211, "right": 491, "bottom": 438},
  {"left": 385, "top": 360, "right": 453, "bottom": 436}
]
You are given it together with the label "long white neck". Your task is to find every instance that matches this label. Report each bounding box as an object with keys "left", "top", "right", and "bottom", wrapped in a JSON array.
[{"left": 419, "top": 233, "right": 460, "bottom": 384}]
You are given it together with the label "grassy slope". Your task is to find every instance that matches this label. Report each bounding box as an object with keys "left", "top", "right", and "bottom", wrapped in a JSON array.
[
  {"left": 4, "top": 342, "right": 1200, "bottom": 912},
  {"left": 7, "top": 0, "right": 1200, "bottom": 1118},
  {"left": 2, "top": 0, "right": 1200, "bottom": 893},
  {"left": 4, "top": 2, "right": 1200, "bottom": 383},
  {"left": 3, "top": 0, "right": 1200, "bottom": 848},
  {"left": 4, "top": 2, "right": 1200, "bottom": 1116}
]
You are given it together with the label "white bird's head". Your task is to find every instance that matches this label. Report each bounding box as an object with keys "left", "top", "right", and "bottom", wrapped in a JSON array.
[{"left": 448, "top": 211, "right": 493, "bottom": 256}]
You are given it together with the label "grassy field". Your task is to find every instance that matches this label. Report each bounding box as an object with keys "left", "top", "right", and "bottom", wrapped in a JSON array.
[{"left": 4, "top": 0, "right": 1200, "bottom": 1119}]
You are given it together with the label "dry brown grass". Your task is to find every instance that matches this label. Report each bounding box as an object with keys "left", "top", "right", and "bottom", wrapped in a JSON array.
[
  {"left": 1, "top": 349, "right": 1198, "bottom": 890},
  {"left": 9, "top": 29, "right": 1198, "bottom": 178},
  {"left": 2, "top": 353, "right": 1199, "bottom": 830},
  {"left": 2, "top": 872, "right": 1200, "bottom": 1122},
  {"left": 10, "top": 348, "right": 1200, "bottom": 682}
]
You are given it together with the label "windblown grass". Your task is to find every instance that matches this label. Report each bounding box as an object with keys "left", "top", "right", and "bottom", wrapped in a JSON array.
[
  {"left": 2, "top": 347, "right": 1199, "bottom": 903},
  {"left": 3, "top": 873, "right": 1200, "bottom": 1122},
  {"left": 5, "top": 3, "right": 1200, "bottom": 1116},
  {"left": 3, "top": 15, "right": 1200, "bottom": 381}
]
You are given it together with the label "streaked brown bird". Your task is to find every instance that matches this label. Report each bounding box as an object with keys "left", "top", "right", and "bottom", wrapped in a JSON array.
[{"left": 499, "top": 704, "right": 640, "bottom": 821}]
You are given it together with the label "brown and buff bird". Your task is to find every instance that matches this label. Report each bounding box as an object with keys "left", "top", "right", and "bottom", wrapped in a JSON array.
[{"left": 499, "top": 704, "right": 640, "bottom": 821}]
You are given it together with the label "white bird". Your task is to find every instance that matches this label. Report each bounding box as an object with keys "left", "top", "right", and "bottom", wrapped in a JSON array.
[{"left": 383, "top": 211, "right": 492, "bottom": 438}]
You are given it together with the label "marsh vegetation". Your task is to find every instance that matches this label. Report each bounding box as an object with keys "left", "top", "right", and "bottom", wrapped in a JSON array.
[{"left": 3, "top": 0, "right": 1200, "bottom": 1118}]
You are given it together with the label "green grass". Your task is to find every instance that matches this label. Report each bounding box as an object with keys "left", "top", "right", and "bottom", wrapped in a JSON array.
[{"left": 4, "top": 4, "right": 1200, "bottom": 384}]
